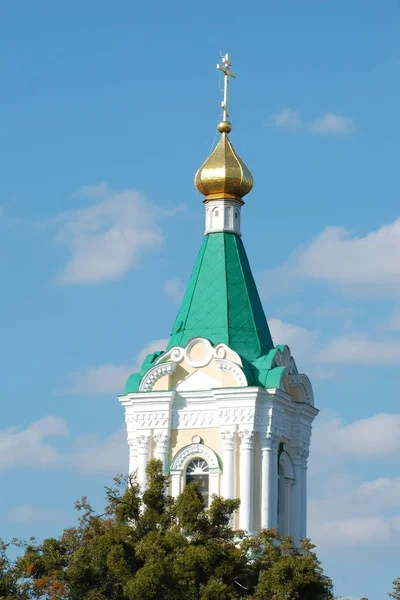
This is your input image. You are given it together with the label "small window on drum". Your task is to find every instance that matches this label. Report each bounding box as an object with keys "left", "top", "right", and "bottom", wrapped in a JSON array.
[{"left": 185, "top": 458, "right": 209, "bottom": 506}]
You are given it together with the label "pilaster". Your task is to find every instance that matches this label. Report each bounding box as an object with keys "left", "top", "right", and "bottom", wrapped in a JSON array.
[
  {"left": 220, "top": 428, "right": 236, "bottom": 499},
  {"left": 260, "top": 432, "right": 279, "bottom": 530},
  {"left": 238, "top": 428, "right": 254, "bottom": 532}
]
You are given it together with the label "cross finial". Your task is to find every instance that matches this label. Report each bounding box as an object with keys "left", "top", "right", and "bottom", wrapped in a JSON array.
[{"left": 217, "top": 53, "right": 236, "bottom": 122}]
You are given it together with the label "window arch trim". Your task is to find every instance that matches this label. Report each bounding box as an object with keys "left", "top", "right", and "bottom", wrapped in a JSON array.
[{"left": 170, "top": 443, "right": 221, "bottom": 474}]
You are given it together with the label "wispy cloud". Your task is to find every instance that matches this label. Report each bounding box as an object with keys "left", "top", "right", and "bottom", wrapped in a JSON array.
[
  {"left": 316, "top": 334, "right": 400, "bottom": 365},
  {"left": 73, "top": 181, "right": 111, "bottom": 199},
  {"left": 310, "top": 412, "right": 400, "bottom": 473},
  {"left": 260, "top": 219, "right": 400, "bottom": 298},
  {"left": 66, "top": 338, "right": 168, "bottom": 395},
  {"left": 6, "top": 505, "right": 65, "bottom": 525},
  {"left": 0, "top": 417, "right": 126, "bottom": 476},
  {"left": 0, "top": 416, "right": 67, "bottom": 469},
  {"left": 55, "top": 184, "right": 163, "bottom": 285},
  {"left": 162, "top": 278, "right": 185, "bottom": 304},
  {"left": 269, "top": 318, "right": 318, "bottom": 360},
  {"left": 265, "top": 108, "right": 355, "bottom": 135}
]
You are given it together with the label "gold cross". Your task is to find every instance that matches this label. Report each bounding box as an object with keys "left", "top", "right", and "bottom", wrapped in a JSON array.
[{"left": 217, "top": 53, "right": 236, "bottom": 121}]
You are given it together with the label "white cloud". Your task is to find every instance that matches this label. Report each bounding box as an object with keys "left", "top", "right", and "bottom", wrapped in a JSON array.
[
  {"left": 0, "top": 416, "right": 128, "bottom": 476},
  {"left": 384, "top": 305, "right": 400, "bottom": 331},
  {"left": 316, "top": 334, "right": 400, "bottom": 365},
  {"left": 266, "top": 108, "right": 355, "bottom": 135},
  {"left": 261, "top": 219, "right": 400, "bottom": 298},
  {"left": 70, "top": 426, "right": 127, "bottom": 475},
  {"left": 66, "top": 338, "right": 169, "bottom": 395},
  {"left": 6, "top": 505, "right": 65, "bottom": 524},
  {"left": 269, "top": 318, "right": 336, "bottom": 379},
  {"left": 162, "top": 279, "right": 185, "bottom": 304},
  {"left": 74, "top": 181, "right": 111, "bottom": 199},
  {"left": 313, "top": 303, "right": 354, "bottom": 321},
  {"left": 56, "top": 187, "right": 163, "bottom": 284},
  {"left": 309, "top": 473, "right": 400, "bottom": 551},
  {"left": 310, "top": 412, "right": 400, "bottom": 474},
  {"left": 0, "top": 416, "right": 67, "bottom": 469},
  {"left": 67, "top": 363, "right": 132, "bottom": 396},
  {"left": 309, "top": 113, "right": 355, "bottom": 135},
  {"left": 269, "top": 318, "right": 318, "bottom": 360},
  {"left": 135, "top": 338, "right": 169, "bottom": 371}
]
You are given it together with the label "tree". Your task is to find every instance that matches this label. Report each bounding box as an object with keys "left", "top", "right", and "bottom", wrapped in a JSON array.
[
  {"left": 13, "top": 459, "right": 333, "bottom": 600},
  {"left": 0, "top": 539, "right": 29, "bottom": 600},
  {"left": 389, "top": 579, "right": 400, "bottom": 600}
]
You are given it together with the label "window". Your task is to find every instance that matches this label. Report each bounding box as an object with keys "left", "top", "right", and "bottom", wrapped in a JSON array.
[{"left": 185, "top": 458, "right": 209, "bottom": 505}]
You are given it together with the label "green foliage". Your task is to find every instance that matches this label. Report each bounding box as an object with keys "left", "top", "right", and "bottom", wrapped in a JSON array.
[
  {"left": 3, "top": 460, "right": 333, "bottom": 600},
  {"left": 390, "top": 579, "right": 400, "bottom": 600}
]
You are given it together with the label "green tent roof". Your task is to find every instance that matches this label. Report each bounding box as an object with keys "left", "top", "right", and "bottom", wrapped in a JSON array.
[{"left": 167, "top": 232, "right": 274, "bottom": 362}]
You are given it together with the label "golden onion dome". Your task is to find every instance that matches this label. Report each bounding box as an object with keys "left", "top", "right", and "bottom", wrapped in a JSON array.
[{"left": 195, "top": 121, "right": 253, "bottom": 201}]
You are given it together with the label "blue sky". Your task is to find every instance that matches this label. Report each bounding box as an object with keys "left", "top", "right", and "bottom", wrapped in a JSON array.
[{"left": 1, "top": 1, "right": 400, "bottom": 598}]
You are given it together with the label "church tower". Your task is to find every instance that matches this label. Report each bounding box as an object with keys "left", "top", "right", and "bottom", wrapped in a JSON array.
[{"left": 119, "top": 55, "right": 318, "bottom": 542}]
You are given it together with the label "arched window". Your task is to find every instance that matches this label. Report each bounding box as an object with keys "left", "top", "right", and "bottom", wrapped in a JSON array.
[{"left": 185, "top": 458, "right": 209, "bottom": 505}]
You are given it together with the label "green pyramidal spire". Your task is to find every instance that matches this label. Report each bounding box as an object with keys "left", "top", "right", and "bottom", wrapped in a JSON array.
[
  {"left": 167, "top": 232, "right": 273, "bottom": 362},
  {"left": 124, "top": 54, "right": 278, "bottom": 394}
]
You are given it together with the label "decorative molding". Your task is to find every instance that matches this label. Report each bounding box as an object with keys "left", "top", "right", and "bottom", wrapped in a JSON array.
[
  {"left": 279, "top": 450, "right": 295, "bottom": 480},
  {"left": 170, "top": 443, "right": 221, "bottom": 472},
  {"left": 136, "top": 434, "right": 151, "bottom": 454},
  {"left": 239, "top": 429, "right": 254, "bottom": 450},
  {"left": 171, "top": 404, "right": 256, "bottom": 429},
  {"left": 156, "top": 338, "right": 243, "bottom": 369},
  {"left": 260, "top": 430, "right": 280, "bottom": 450},
  {"left": 216, "top": 359, "right": 247, "bottom": 386},
  {"left": 217, "top": 406, "right": 255, "bottom": 425},
  {"left": 286, "top": 374, "right": 314, "bottom": 406},
  {"left": 154, "top": 432, "right": 169, "bottom": 454},
  {"left": 131, "top": 412, "right": 170, "bottom": 429},
  {"left": 292, "top": 423, "right": 312, "bottom": 445},
  {"left": 139, "top": 363, "right": 176, "bottom": 392},
  {"left": 291, "top": 443, "right": 310, "bottom": 461},
  {"left": 127, "top": 438, "right": 137, "bottom": 456},
  {"left": 172, "top": 411, "right": 215, "bottom": 429},
  {"left": 220, "top": 429, "right": 236, "bottom": 450}
]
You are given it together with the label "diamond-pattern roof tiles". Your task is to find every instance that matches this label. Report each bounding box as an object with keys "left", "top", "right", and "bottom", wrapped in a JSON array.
[{"left": 167, "top": 232, "right": 274, "bottom": 362}]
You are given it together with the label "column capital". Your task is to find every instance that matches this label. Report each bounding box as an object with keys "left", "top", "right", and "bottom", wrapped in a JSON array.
[
  {"left": 261, "top": 430, "right": 279, "bottom": 450},
  {"left": 239, "top": 429, "right": 254, "bottom": 450},
  {"left": 292, "top": 443, "right": 310, "bottom": 462},
  {"left": 137, "top": 433, "right": 151, "bottom": 454},
  {"left": 127, "top": 438, "right": 137, "bottom": 455},
  {"left": 154, "top": 432, "right": 169, "bottom": 453},
  {"left": 221, "top": 429, "right": 236, "bottom": 450}
]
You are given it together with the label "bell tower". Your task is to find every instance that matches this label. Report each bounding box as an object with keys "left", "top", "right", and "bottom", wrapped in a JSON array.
[{"left": 118, "top": 54, "right": 318, "bottom": 542}]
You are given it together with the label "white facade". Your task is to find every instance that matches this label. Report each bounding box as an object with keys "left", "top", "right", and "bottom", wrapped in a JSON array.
[{"left": 119, "top": 337, "right": 317, "bottom": 542}]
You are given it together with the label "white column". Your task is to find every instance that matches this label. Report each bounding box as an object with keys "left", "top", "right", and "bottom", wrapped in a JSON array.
[
  {"left": 136, "top": 433, "right": 151, "bottom": 491},
  {"left": 209, "top": 470, "right": 220, "bottom": 500},
  {"left": 239, "top": 429, "right": 254, "bottom": 532},
  {"left": 300, "top": 448, "right": 309, "bottom": 539},
  {"left": 154, "top": 432, "right": 169, "bottom": 474},
  {"left": 170, "top": 472, "right": 181, "bottom": 498},
  {"left": 284, "top": 479, "right": 293, "bottom": 536},
  {"left": 260, "top": 433, "right": 279, "bottom": 529},
  {"left": 291, "top": 447, "right": 302, "bottom": 546},
  {"left": 127, "top": 438, "right": 137, "bottom": 478},
  {"left": 221, "top": 429, "right": 236, "bottom": 499}
]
